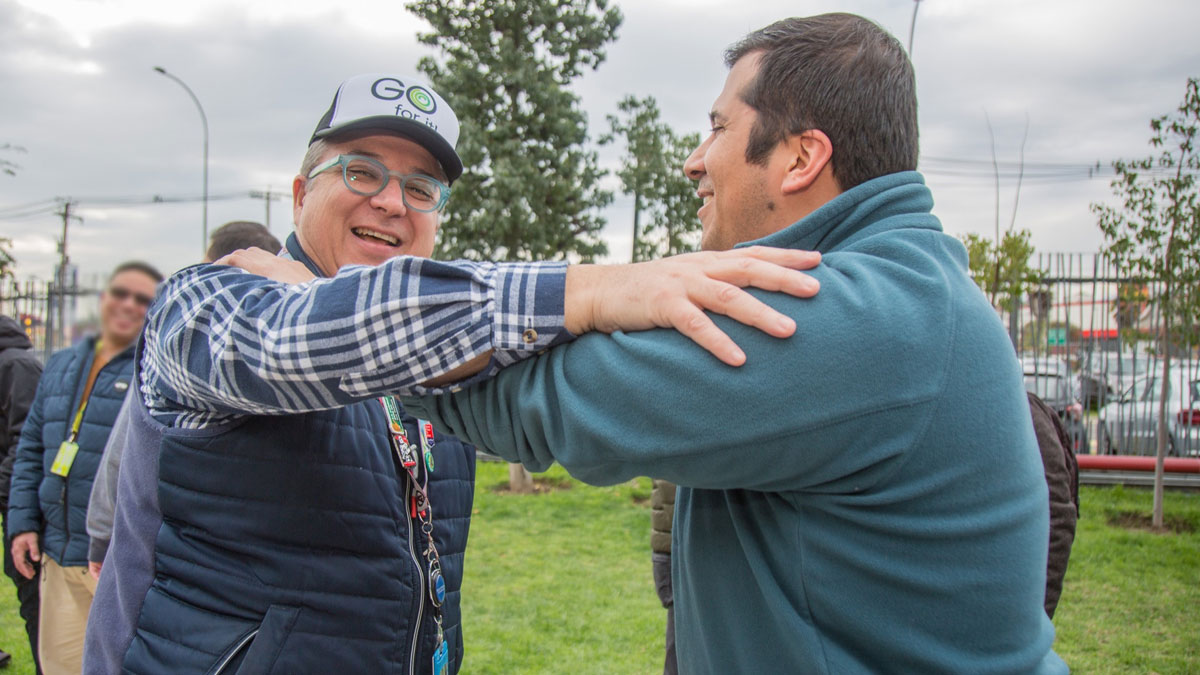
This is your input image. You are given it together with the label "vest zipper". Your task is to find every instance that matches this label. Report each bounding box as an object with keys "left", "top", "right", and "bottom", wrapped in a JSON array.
[
  {"left": 406, "top": 478, "right": 427, "bottom": 674},
  {"left": 60, "top": 483, "right": 69, "bottom": 561},
  {"left": 211, "top": 628, "right": 259, "bottom": 674}
]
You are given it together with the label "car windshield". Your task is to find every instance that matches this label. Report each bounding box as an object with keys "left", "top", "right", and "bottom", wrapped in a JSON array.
[
  {"left": 1126, "top": 377, "right": 1159, "bottom": 402},
  {"left": 1024, "top": 374, "right": 1069, "bottom": 402}
]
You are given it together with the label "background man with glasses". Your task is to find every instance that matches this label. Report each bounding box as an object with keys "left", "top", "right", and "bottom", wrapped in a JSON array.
[
  {"left": 8, "top": 261, "right": 162, "bottom": 675},
  {"left": 83, "top": 71, "right": 822, "bottom": 673},
  {"left": 84, "top": 221, "right": 283, "bottom": 583}
]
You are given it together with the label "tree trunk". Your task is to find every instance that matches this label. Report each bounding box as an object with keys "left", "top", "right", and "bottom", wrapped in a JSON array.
[
  {"left": 1153, "top": 313, "right": 1170, "bottom": 529},
  {"left": 508, "top": 462, "right": 534, "bottom": 493},
  {"left": 631, "top": 189, "right": 641, "bottom": 263}
]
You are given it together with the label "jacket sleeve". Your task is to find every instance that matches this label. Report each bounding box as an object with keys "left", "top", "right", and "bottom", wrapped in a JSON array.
[
  {"left": 404, "top": 264, "right": 953, "bottom": 491},
  {"left": 6, "top": 367, "right": 49, "bottom": 537},
  {"left": 87, "top": 390, "right": 133, "bottom": 562},
  {"left": 0, "top": 356, "right": 43, "bottom": 507},
  {"left": 1026, "top": 393, "right": 1077, "bottom": 618}
]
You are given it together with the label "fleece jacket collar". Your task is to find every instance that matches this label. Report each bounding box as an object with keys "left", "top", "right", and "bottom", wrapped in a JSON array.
[{"left": 740, "top": 171, "right": 940, "bottom": 254}]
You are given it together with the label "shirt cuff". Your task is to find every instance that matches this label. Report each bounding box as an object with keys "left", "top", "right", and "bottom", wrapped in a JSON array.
[
  {"left": 490, "top": 260, "right": 575, "bottom": 359},
  {"left": 405, "top": 261, "right": 576, "bottom": 396}
]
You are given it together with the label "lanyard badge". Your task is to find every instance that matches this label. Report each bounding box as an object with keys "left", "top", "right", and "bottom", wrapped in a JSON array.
[
  {"left": 50, "top": 441, "right": 80, "bottom": 477},
  {"left": 381, "top": 397, "right": 419, "bottom": 469},
  {"left": 419, "top": 419, "right": 436, "bottom": 472}
]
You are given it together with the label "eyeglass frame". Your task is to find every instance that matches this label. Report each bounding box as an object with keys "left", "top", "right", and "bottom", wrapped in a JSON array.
[
  {"left": 105, "top": 285, "right": 155, "bottom": 308},
  {"left": 307, "top": 154, "right": 452, "bottom": 212}
]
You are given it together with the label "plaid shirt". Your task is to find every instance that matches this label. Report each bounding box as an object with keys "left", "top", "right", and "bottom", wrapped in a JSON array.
[{"left": 141, "top": 254, "right": 570, "bottom": 429}]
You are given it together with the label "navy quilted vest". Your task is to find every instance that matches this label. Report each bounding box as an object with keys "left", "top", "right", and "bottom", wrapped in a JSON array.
[{"left": 122, "top": 399, "right": 475, "bottom": 674}]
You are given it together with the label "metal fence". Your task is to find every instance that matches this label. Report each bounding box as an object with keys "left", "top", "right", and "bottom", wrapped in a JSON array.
[
  {"left": 1006, "top": 253, "right": 1199, "bottom": 458},
  {"left": 1, "top": 273, "right": 100, "bottom": 362}
]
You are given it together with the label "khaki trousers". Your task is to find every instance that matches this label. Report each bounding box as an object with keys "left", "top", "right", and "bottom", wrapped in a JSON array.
[{"left": 39, "top": 557, "right": 97, "bottom": 675}]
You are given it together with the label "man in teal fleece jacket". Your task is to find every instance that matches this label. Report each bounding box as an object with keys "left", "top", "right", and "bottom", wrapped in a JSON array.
[{"left": 406, "top": 13, "right": 1067, "bottom": 674}]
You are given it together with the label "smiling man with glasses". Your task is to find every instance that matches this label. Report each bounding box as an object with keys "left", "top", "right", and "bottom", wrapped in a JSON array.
[
  {"left": 7, "top": 260, "right": 162, "bottom": 675},
  {"left": 83, "top": 72, "right": 823, "bottom": 674}
]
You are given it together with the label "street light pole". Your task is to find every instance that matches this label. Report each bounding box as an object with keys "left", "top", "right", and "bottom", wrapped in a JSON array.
[
  {"left": 154, "top": 66, "right": 209, "bottom": 255},
  {"left": 907, "top": 0, "right": 922, "bottom": 55}
]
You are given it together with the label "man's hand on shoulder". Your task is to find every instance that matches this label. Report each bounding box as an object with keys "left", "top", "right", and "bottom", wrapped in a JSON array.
[
  {"left": 565, "top": 246, "right": 821, "bottom": 366},
  {"left": 214, "top": 248, "right": 317, "bottom": 285}
]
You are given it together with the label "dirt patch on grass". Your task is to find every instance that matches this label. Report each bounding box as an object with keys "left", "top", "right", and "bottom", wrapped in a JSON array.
[
  {"left": 490, "top": 475, "right": 573, "bottom": 495},
  {"left": 1107, "top": 510, "right": 1196, "bottom": 534}
]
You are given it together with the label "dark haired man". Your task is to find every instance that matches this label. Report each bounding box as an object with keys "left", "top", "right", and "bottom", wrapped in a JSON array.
[
  {"left": 83, "top": 71, "right": 821, "bottom": 674},
  {"left": 8, "top": 261, "right": 161, "bottom": 675},
  {"left": 203, "top": 220, "right": 282, "bottom": 262},
  {"left": 405, "top": 14, "right": 1066, "bottom": 673}
]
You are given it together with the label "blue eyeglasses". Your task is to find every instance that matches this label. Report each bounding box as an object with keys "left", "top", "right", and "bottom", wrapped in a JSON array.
[{"left": 308, "top": 154, "right": 451, "bottom": 212}]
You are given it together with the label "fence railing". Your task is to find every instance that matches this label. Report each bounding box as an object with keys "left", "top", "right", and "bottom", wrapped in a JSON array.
[
  {"left": 1, "top": 276, "right": 99, "bottom": 361},
  {"left": 1002, "top": 253, "right": 1199, "bottom": 458}
]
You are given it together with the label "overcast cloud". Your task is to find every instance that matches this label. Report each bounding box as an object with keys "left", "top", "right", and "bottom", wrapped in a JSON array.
[{"left": 2, "top": 0, "right": 1198, "bottom": 284}]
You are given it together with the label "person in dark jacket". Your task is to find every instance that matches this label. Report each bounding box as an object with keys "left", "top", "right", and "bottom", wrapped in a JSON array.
[
  {"left": 1027, "top": 392, "right": 1079, "bottom": 618},
  {"left": 7, "top": 262, "right": 161, "bottom": 674},
  {"left": 650, "top": 479, "right": 677, "bottom": 675},
  {"left": 0, "top": 314, "right": 43, "bottom": 671}
]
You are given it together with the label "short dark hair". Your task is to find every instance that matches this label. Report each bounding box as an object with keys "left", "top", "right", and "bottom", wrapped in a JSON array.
[
  {"left": 110, "top": 260, "right": 164, "bottom": 284},
  {"left": 206, "top": 221, "right": 283, "bottom": 261},
  {"left": 725, "top": 13, "right": 918, "bottom": 190}
]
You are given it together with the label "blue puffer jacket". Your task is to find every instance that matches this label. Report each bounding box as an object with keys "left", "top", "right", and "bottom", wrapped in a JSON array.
[{"left": 7, "top": 336, "right": 134, "bottom": 566}]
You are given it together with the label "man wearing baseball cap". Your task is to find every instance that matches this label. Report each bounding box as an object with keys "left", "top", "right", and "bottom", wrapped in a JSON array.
[{"left": 82, "top": 72, "right": 820, "bottom": 673}]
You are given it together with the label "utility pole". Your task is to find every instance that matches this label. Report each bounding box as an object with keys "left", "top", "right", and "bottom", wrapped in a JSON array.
[
  {"left": 51, "top": 200, "right": 82, "bottom": 356},
  {"left": 249, "top": 187, "right": 285, "bottom": 229}
]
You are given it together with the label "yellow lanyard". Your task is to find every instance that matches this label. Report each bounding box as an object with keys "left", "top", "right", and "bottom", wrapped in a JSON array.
[{"left": 67, "top": 340, "right": 104, "bottom": 443}]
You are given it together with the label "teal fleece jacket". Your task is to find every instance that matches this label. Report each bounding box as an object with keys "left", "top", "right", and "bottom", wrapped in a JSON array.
[{"left": 405, "top": 172, "right": 1067, "bottom": 674}]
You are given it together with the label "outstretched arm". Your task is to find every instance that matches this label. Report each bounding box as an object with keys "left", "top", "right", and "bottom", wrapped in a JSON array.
[
  {"left": 217, "top": 245, "right": 822, "bottom": 386},
  {"left": 145, "top": 256, "right": 570, "bottom": 422}
]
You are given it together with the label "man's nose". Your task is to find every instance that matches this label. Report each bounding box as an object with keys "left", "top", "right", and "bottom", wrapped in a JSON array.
[
  {"left": 683, "top": 138, "right": 709, "bottom": 180},
  {"left": 370, "top": 176, "right": 408, "bottom": 214}
]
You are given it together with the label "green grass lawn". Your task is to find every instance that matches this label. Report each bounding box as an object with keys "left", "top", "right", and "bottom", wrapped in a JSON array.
[{"left": 0, "top": 465, "right": 1195, "bottom": 673}]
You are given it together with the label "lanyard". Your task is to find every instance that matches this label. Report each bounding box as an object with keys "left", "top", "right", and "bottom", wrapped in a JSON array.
[
  {"left": 68, "top": 340, "right": 105, "bottom": 442},
  {"left": 379, "top": 398, "right": 448, "bottom": 629}
]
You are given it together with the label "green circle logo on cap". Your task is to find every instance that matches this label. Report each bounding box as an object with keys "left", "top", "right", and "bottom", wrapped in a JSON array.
[{"left": 407, "top": 86, "right": 437, "bottom": 114}]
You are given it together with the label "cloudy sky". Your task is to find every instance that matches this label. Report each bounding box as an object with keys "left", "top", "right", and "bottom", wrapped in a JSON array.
[{"left": 1, "top": 0, "right": 1198, "bottom": 285}]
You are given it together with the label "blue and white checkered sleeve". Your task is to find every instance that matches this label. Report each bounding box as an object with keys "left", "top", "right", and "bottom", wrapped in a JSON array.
[{"left": 141, "top": 258, "right": 572, "bottom": 428}]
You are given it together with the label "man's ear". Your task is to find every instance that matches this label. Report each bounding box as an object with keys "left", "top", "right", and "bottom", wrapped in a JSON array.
[
  {"left": 292, "top": 175, "right": 307, "bottom": 224},
  {"left": 780, "top": 129, "right": 834, "bottom": 195}
]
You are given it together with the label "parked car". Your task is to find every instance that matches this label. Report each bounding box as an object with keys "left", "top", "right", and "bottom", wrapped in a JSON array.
[
  {"left": 1097, "top": 365, "right": 1200, "bottom": 457},
  {"left": 1108, "top": 352, "right": 1158, "bottom": 402},
  {"left": 1074, "top": 350, "right": 1156, "bottom": 411},
  {"left": 1019, "top": 356, "right": 1089, "bottom": 454}
]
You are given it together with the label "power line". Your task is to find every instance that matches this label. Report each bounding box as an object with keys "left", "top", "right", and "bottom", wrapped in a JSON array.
[{"left": 0, "top": 190, "right": 267, "bottom": 223}]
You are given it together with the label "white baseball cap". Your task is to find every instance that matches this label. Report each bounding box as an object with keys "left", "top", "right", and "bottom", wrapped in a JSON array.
[{"left": 310, "top": 73, "right": 463, "bottom": 182}]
